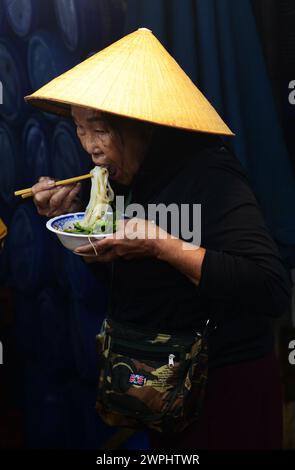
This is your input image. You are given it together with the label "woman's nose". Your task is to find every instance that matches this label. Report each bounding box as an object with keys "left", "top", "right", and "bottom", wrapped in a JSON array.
[{"left": 83, "top": 136, "right": 101, "bottom": 155}]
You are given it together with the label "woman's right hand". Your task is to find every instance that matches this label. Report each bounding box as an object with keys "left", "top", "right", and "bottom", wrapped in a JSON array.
[{"left": 32, "top": 176, "right": 83, "bottom": 217}]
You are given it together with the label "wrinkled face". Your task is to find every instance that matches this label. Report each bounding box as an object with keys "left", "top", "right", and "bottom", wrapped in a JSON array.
[{"left": 71, "top": 106, "right": 152, "bottom": 185}]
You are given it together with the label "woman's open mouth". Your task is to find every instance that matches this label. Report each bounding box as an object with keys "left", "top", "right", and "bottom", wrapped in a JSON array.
[
  {"left": 107, "top": 166, "right": 116, "bottom": 178},
  {"left": 98, "top": 163, "right": 118, "bottom": 180}
]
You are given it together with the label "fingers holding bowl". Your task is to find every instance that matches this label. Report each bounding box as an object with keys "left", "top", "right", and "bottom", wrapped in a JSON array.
[{"left": 75, "top": 236, "right": 113, "bottom": 256}]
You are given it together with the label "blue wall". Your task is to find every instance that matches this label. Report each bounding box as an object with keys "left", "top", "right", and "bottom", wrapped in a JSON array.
[{"left": 0, "top": 0, "right": 148, "bottom": 451}]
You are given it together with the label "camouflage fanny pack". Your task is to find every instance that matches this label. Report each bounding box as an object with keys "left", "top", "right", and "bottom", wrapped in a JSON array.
[{"left": 95, "top": 317, "right": 209, "bottom": 433}]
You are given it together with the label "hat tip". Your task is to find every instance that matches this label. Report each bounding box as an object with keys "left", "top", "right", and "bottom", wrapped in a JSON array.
[{"left": 138, "top": 27, "right": 152, "bottom": 33}]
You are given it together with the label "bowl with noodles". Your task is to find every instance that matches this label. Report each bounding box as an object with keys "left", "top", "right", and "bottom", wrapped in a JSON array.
[
  {"left": 46, "top": 166, "right": 123, "bottom": 254},
  {"left": 46, "top": 210, "right": 119, "bottom": 254}
]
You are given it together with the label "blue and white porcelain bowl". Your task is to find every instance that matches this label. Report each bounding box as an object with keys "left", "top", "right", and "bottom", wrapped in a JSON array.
[{"left": 46, "top": 212, "right": 115, "bottom": 254}]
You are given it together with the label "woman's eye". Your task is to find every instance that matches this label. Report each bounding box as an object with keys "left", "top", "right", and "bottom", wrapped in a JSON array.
[{"left": 95, "top": 129, "right": 106, "bottom": 134}]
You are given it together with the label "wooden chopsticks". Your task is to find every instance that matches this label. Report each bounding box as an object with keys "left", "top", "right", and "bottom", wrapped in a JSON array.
[{"left": 14, "top": 173, "right": 93, "bottom": 199}]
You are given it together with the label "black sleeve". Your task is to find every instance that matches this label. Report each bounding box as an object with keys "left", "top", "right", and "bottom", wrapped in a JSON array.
[{"left": 191, "top": 145, "right": 292, "bottom": 317}]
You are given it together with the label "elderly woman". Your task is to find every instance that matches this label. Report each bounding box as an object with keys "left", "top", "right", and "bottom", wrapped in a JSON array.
[{"left": 28, "top": 29, "right": 291, "bottom": 450}]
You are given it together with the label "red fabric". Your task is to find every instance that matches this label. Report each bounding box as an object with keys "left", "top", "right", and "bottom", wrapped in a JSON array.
[{"left": 148, "top": 350, "right": 283, "bottom": 450}]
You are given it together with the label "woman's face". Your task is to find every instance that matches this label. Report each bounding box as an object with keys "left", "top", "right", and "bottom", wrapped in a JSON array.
[{"left": 71, "top": 106, "right": 152, "bottom": 185}]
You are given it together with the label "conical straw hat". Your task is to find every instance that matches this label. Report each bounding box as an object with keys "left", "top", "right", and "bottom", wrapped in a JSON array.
[{"left": 25, "top": 28, "right": 233, "bottom": 136}]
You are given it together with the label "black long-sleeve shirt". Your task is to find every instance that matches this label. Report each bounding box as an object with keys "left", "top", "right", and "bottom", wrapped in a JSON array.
[{"left": 87, "top": 125, "right": 291, "bottom": 368}]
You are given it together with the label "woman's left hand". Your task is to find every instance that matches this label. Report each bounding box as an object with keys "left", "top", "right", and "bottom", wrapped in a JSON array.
[{"left": 74, "top": 218, "right": 167, "bottom": 263}]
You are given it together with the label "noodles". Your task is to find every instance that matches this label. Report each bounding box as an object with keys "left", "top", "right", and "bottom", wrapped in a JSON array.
[
  {"left": 81, "top": 166, "right": 114, "bottom": 226},
  {"left": 69, "top": 166, "right": 115, "bottom": 234}
]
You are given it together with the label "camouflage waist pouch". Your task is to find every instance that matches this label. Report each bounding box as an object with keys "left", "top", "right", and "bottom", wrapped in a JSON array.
[{"left": 95, "top": 317, "right": 209, "bottom": 433}]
